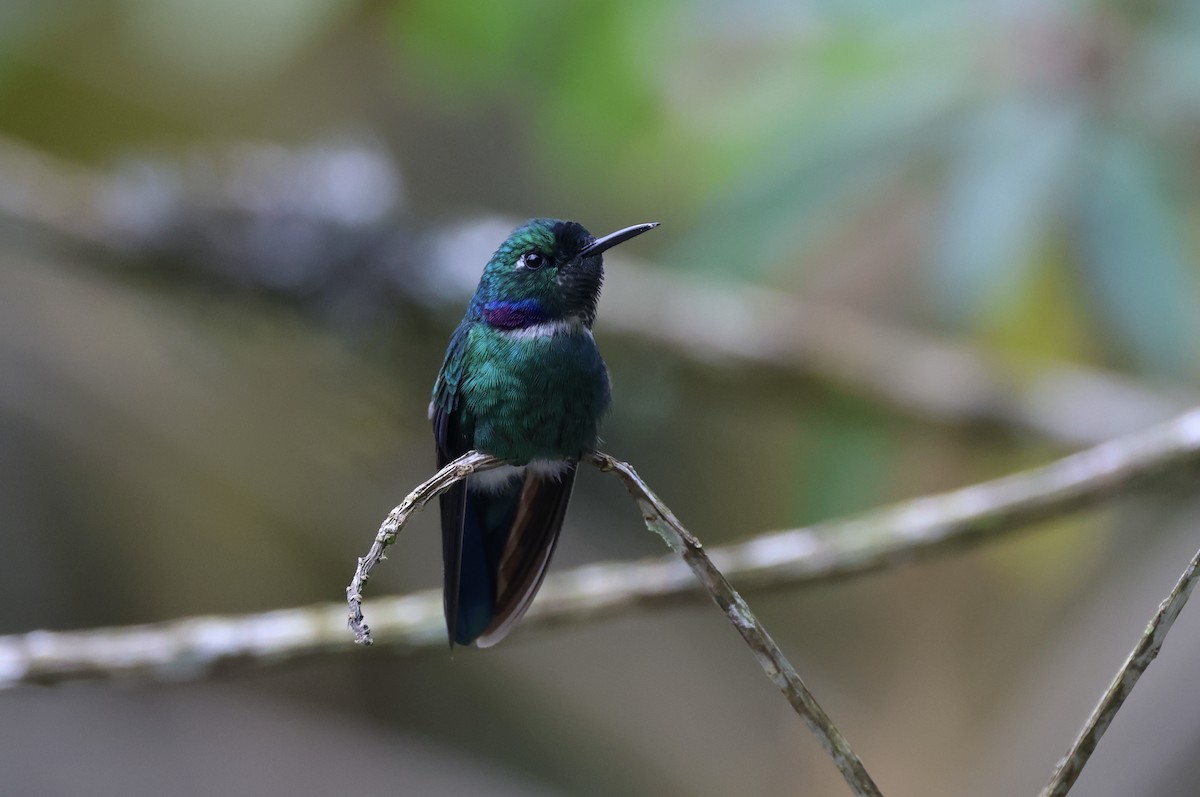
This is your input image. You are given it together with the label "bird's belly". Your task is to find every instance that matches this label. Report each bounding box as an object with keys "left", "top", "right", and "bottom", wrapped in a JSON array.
[
  {"left": 465, "top": 330, "right": 610, "bottom": 462},
  {"left": 469, "top": 459, "right": 572, "bottom": 493}
]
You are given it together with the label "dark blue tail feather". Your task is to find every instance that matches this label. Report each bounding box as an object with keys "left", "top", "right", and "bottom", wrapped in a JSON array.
[{"left": 453, "top": 483, "right": 520, "bottom": 646}]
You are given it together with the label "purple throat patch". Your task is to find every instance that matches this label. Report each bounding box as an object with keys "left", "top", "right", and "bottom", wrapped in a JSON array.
[{"left": 480, "top": 300, "right": 549, "bottom": 330}]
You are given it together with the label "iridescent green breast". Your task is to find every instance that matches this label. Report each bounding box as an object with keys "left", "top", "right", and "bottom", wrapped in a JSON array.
[{"left": 459, "top": 321, "right": 611, "bottom": 462}]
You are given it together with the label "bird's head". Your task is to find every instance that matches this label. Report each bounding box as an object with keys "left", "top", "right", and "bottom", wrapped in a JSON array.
[{"left": 471, "top": 218, "right": 658, "bottom": 329}]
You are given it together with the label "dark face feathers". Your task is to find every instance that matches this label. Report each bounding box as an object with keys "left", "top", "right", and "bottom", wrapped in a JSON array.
[
  {"left": 553, "top": 220, "right": 606, "bottom": 327},
  {"left": 471, "top": 218, "right": 658, "bottom": 327}
]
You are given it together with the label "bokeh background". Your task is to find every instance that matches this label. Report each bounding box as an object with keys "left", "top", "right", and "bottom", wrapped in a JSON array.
[{"left": 3, "top": 1, "right": 1200, "bottom": 795}]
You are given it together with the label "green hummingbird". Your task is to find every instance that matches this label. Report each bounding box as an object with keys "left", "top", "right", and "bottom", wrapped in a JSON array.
[{"left": 430, "top": 218, "right": 659, "bottom": 647}]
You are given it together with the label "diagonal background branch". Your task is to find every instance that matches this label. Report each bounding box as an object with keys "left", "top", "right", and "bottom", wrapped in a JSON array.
[
  {"left": 2, "top": 407, "right": 1199, "bottom": 691},
  {"left": 595, "top": 264, "right": 1193, "bottom": 448},
  {"left": 0, "top": 134, "right": 1192, "bottom": 449}
]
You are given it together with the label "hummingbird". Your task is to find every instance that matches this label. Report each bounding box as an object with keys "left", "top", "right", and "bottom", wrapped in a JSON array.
[{"left": 430, "top": 218, "right": 659, "bottom": 647}]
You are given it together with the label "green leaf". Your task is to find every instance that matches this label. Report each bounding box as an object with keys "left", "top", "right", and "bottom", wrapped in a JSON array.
[
  {"left": 668, "top": 75, "right": 964, "bottom": 279},
  {"left": 1074, "top": 130, "right": 1200, "bottom": 377},
  {"left": 930, "top": 98, "right": 1083, "bottom": 324},
  {"left": 791, "top": 404, "right": 892, "bottom": 524}
]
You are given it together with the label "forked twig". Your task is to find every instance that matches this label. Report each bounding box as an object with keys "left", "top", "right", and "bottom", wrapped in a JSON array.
[{"left": 347, "top": 449, "right": 883, "bottom": 797}]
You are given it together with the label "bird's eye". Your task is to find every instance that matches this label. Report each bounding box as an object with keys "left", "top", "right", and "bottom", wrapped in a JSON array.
[{"left": 520, "top": 252, "right": 545, "bottom": 270}]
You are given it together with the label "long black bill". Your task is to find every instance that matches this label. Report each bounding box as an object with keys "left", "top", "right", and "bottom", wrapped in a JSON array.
[{"left": 577, "top": 222, "right": 660, "bottom": 258}]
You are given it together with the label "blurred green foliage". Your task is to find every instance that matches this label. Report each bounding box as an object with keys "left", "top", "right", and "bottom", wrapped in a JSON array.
[
  {"left": 390, "top": 0, "right": 1200, "bottom": 379},
  {"left": 4, "top": 0, "right": 1199, "bottom": 383}
]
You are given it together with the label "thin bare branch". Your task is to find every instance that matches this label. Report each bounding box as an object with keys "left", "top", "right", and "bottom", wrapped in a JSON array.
[
  {"left": 2, "top": 409, "right": 1199, "bottom": 691},
  {"left": 1039, "top": 544, "right": 1200, "bottom": 797},
  {"left": 582, "top": 451, "right": 882, "bottom": 797},
  {"left": 347, "top": 450, "right": 503, "bottom": 645}
]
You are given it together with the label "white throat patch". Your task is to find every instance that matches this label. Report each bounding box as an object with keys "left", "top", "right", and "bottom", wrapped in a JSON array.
[{"left": 500, "top": 317, "right": 585, "bottom": 340}]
